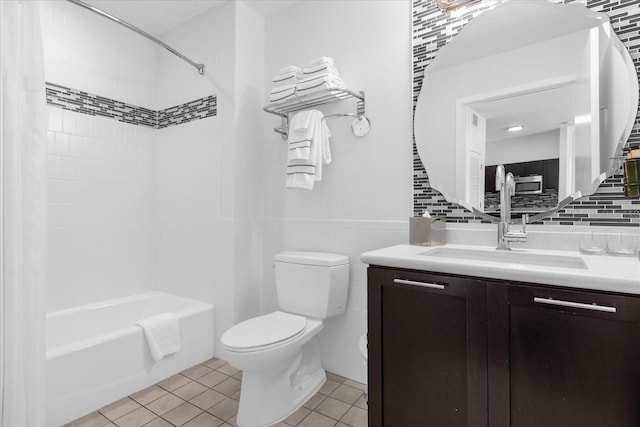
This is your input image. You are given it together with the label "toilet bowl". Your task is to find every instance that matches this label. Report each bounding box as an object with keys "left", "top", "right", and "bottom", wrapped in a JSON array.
[
  {"left": 221, "top": 252, "right": 349, "bottom": 427},
  {"left": 221, "top": 312, "right": 325, "bottom": 427}
]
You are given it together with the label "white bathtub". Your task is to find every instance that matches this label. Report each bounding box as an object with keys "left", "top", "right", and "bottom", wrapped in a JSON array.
[{"left": 46, "top": 291, "right": 214, "bottom": 427}]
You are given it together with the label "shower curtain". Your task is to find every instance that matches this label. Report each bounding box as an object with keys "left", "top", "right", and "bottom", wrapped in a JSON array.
[{"left": 0, "top": 1, "right": 47, "bottom": 425}]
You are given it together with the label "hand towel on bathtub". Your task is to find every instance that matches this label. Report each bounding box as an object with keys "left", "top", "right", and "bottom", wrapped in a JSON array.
[{"left": 134, "top": 313, "right": 181, "bottom": 361}]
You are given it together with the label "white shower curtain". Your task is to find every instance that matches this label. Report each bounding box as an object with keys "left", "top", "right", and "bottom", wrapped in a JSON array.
[{"left": 0, "top": 1, "right": 47, "bottom": 426}]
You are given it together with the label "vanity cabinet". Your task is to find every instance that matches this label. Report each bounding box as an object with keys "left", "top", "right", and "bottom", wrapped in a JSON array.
[
  {"left": 367, "top": 266, "right": 488, "bottom": 427},
  {"left": 368, "top": 266, "right": 640, "bottom": 427},
  {"left": 488, "top": 283, "right": 640, "bottom": 427}
]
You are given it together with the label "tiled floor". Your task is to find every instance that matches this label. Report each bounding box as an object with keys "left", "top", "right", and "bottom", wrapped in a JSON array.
[{"left": 65, "top": 358, "right": 368, "bottom": 427}]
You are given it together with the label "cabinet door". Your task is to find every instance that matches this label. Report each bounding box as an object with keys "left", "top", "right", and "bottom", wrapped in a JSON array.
[
  {"left": 488, "top": 283, "right": 640, "bottom": 427},
  {"left": 368, "top": 267, "right": 487, "bottom": 427}
]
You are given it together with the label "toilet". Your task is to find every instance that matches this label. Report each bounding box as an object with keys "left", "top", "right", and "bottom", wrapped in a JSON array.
[{"left": 221, "top": 251, "right": 350, "bottom": 427}]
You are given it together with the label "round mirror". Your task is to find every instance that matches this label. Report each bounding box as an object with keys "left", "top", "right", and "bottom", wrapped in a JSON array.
[{"left": 414, "top": 0, "right": 638, "bottom": 219}]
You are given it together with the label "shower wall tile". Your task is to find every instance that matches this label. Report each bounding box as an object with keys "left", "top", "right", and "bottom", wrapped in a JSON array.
[
  {"left": 46, "top": 82, "right": 217, "bottom": 130},
  {"left": 154, "top": 116, "right": 230, "bottom": 352},
  {"left": 412, "top": 0, "right": 640, "bottom": 226},
  {"left": 46, "top": 106, "right": 156, "bottom": 312},
  {"left": 40, "top": 0, "right": 158, "bottom": 109},
  {"left": 157, "top": 96, "right": 218, "bottom": 129}
]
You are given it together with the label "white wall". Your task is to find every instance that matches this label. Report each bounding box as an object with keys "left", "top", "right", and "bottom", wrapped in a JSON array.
[
  {"left": 486, "top": 129, "right": 560, "bottom": 166},
  {"left": 154, "top": 2, "right": 234, "bottom": 353},
  {"left": 40, "top": 1, "right": 158, "bottom": 109},
  {"left": 230, "top": 1, "right": 266, "bottom": 324},
  {"left": 41, "top": 0, "right": 414, "bottom": 382},
  {"left": 262, "top": 0, "right": 413, "bottom": 382},
  {"left": 46, "top": 107, "right": 155, "bottom": 311},
  {"left": 155, "top": 1, "right": 266, "bottom": 352},
  {"left": 41, "top": 1, "right": 159, "bottom": 311}
]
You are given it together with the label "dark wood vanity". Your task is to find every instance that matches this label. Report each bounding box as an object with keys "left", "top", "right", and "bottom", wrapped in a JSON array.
[{"left": 367, "top": 265, "right": 640, "bottom": 427}]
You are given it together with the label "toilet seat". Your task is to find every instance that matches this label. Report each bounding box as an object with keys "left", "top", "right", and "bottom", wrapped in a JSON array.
[{"left": 222, "top": 311, "right": 307, "bottom": 353}]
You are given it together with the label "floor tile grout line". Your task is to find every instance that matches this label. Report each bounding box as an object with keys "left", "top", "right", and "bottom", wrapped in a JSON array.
[{"left": 67, "top": 358, "right": 366, "bottom": 427}]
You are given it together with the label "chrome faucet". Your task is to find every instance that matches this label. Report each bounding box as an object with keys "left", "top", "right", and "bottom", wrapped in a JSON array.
[{"left": 495, "top": 165, "right": 527, "bottom": 251}]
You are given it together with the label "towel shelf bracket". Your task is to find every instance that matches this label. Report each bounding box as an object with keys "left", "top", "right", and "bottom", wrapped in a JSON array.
[{"left": 263, "top": 88, "right": 369, "bottom": 139}]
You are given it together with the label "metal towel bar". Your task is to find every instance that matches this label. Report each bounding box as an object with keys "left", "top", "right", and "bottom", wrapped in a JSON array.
[{"left": 264, "top": 88, "right": 369, "bottom": 138}]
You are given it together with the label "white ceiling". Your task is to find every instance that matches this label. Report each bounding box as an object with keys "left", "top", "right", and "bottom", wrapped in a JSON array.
[
  {"left": 473, "top": 85, "right": 575, "bottom": 142},
  {"left": 83, "top": 0, "right": 298, "bottom": 37}
]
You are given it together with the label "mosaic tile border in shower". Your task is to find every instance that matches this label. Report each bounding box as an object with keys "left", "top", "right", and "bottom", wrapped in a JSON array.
[
  {"left": 412, "top": 0, "right": 640, "bottom": 227},
  {"left": 45, "top": 82, "right": 217, "bottom": 129},
  {"left": 157, "top": 95, "right": 217, "bottom": 129}
]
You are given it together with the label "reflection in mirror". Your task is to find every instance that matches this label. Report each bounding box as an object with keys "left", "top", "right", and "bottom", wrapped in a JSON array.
[{"left": 414, "top": 0, "right": 638, "bottom": 218}]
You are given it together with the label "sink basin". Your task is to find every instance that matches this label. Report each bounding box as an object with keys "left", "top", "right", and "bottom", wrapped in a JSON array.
[{"left": 419, "top": 247, "right": 587, "bottom": 270}]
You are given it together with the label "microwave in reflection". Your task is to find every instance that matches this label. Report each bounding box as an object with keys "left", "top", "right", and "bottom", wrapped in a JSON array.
[{"left": 514, "top": 175, "right": 543, "bottom": 194}]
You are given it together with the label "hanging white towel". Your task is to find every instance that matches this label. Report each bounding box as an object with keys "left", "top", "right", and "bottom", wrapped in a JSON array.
[
  {"left": 287, "top": 110, "right": 320, "bottom": 161},
  {"left": 286, "top": 111, "right": 331, "bottom": 190},
  {"left": 322, "top": 121, "right": 332, "bottom": 166},
  {"left": 269, "top": 84, "right": 296, "bottom": 103},
  {"left": 134, "top": 313, "right": 181, "bottom": 362}
]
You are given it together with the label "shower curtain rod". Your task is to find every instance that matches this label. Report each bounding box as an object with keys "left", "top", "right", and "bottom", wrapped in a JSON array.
[{"left": 66, "top": 0, "right": 205, "bottom": 76}]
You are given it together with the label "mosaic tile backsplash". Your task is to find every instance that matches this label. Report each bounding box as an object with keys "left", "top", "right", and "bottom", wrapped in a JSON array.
[
  {"left": 46, "top": 82, "right": 217, "bottom": 129},
  {"left": 412, "top": 0, "right": 640, "bottom": 227}
]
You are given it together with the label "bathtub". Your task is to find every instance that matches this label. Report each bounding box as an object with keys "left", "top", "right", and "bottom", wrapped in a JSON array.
[{"left": 46, "top": 291, "right": 214, "bottom": 427}]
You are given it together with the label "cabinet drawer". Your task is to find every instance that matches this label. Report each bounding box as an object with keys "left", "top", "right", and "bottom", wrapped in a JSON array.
[
  {"left": 489, "top": 283, "right": 640, "bottom": 427},
  {"left": 368, "top": 266, "right": 487, "bottom": 427}
]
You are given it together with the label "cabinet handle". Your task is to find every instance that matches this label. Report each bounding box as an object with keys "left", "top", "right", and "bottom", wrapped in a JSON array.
[
  {"left": 394, "top": 278, "right": 445, "bottom": 290},
  {"left": 533, "top": 297, "right": 616, "bottom": 313}
]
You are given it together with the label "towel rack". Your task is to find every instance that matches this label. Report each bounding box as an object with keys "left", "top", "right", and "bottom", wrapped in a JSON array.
[{"left": 263, "top": 88, "right": 369, "bottom": 139}]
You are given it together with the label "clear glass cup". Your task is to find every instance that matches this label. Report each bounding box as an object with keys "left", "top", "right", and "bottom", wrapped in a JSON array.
[
  {"left": 606, "top": 233, "right": 638, "bottom": 257},
  {"left": 579, "top": 231, "right": 607, "bottom": 255}
]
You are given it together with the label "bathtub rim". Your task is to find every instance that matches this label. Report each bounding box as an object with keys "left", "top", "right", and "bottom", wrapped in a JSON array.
[{"left": 46, "top": 291, "right": 213, "bottom": 359}]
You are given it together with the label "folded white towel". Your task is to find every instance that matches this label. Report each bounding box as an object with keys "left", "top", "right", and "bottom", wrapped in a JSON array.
[
  {"left": 288, "top": 110, "right": 320, "bottom": 161},
  {"left": 278, "top": 65, "right": 302, "bottom": 74},
  {"left": 286, "top": 110, "right": 331, "bottom": 190},
  {"left": 308, "top": 57, "right": 334, "bottom": 67},
  {"left": 296, "top": 75, "right": 346, "bottom": 96},
  {"left": 302, "top": 63, "right": 340, "bottom": 78},
  {"left": 272, "top": 70, "right": 303, "bottom": 85},
  {"left": 269, "top": 84, "right": 296, "bottom": 103},
  {"left": 135, "top": 313, "right": 181, "bottom": 362}
]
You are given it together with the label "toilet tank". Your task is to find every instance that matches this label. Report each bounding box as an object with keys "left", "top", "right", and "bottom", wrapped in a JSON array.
[{"left": 274, "top": 251, "right": 349, "bottom": 319}]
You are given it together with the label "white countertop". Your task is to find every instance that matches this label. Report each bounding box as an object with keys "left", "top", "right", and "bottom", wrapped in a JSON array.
[{"left": 361, "top": 244, "right": 640, "bottom": 295}]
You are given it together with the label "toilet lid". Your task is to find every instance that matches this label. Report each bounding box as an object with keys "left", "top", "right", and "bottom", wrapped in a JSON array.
[{"left": 221, "top": 311, "right": 306, "bottom": 351}]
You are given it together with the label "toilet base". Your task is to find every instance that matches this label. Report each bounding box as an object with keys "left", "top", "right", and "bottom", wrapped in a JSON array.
[{"left": 236, "top": 337, "right": 326, "bottom": 427}]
